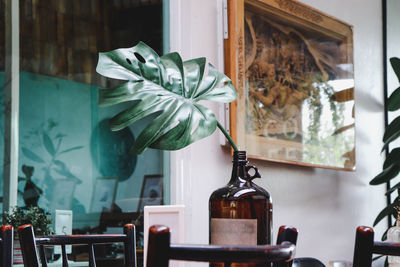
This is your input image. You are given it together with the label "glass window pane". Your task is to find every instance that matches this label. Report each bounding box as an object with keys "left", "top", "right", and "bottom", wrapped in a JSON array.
[
  {"left": 18, "top": 0, "right": 167, "bottom": 263},
  {"left": 0, "top": 0, "right": 4, "bottom": 215}
]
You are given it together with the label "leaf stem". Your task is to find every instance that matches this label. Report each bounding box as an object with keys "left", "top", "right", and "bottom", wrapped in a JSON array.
[{"left": 217, "top": 121, "right": 238, "bottom": 151}]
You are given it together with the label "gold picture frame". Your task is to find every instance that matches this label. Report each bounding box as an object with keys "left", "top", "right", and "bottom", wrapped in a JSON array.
[{"left": 227, "top": 0, "right": 355, "bottom": 170}]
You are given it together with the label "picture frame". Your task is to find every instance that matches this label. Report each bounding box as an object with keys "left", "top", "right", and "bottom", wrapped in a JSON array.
[
  {"left": 137, "top": 174, "right": 163, "bottom": 213},
  {"left": 143, "top": 205, "right": 185, "bottom": 267},
  {"left": 54, "top": 210, "right": 73, "bottom": 254},
  {"left": 226, "top": 0, "right": 355, "bottom": 170},
  {"left": 90, "top": 176, "right": 119, "bottom": 213}
]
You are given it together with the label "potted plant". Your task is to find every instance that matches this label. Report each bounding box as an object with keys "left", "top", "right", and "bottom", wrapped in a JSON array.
[
  {"left": 370, "top": 57, "right": 400, "bottom": 262},
  {"left": 3, "top": 206, "right": 53, "bottom": 264},
  {"left": 96, "top": 42, "right": 273, "bottom": 246}
]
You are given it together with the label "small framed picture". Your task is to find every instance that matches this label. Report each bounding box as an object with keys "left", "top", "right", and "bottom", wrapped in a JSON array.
[
  {"left": 137, "top": 174, "right": 163, "bottom": 213},
  {"left": 54, "top": 210, "right": 73, "bottom": 254},
  {"left": 90, "top": 176, "right": 118, "bottom": 213},
  {"left": 143, "top": 205, "right": 185, "bottom": 267}
]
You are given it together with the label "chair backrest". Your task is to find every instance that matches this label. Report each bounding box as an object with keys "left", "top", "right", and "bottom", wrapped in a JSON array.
[
  {"left": 146, "top": 225, "right": 296, "bottom": 267},
  {"left": 275, "top": 225, "right": 298, "bottom": 267},
  {"left": 0, "top": 225, "right": 13, "bottom": 267},
  {"left": 353, "top": 225, "right": 400, "bottom": 267},
  {"left": 18, "top": 223, "right": 136, "bottom": 267}
]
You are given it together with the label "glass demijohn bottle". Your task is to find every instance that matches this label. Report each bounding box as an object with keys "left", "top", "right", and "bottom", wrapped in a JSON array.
[{"left": 209, "top": 151, "right": 272, "bottom": 267}]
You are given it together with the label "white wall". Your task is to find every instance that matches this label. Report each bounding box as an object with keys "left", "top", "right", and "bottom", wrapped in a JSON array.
[{"left": 170, "top": 0, "right": 386, "bottom": 265}]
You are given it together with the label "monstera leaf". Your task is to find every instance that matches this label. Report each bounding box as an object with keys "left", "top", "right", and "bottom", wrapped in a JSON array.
[{"left": 96, "top": 42, "right": 237, "bottom": 154}]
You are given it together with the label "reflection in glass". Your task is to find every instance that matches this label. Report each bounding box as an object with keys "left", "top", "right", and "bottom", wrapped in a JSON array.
[
  {"left": 11, "top": 0, "right": 166, "bottom": 264},
  {"left": 0, "top": 0, "right": 5, "bottom": 214}
]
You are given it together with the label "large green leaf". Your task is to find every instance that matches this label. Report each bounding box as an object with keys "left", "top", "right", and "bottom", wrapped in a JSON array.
[
  {"left": 383, "top": 148, "right": 400, "bottom": 169},
  {"left": 390, "top": 57, "right": 400, "bottom": 83},
  {"left": 97, "top": 42, "right": 237, "bottom": 154},
  {"left": 370, "top": 164, "right": 399, "bottom": 185},
  {"left": 382, "top": 116, "right": 400, "bottom": 151},
  {"left": 373, "top": 200, "right": 400, "bottom": 226},
  {"left": 388, "top": 87, "right": 400, "bottom": 111}
]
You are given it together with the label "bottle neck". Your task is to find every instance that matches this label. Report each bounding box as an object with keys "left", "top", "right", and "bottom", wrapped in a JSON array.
[{"left": 229, "top": 151, "right": 248, "bottom": 183}]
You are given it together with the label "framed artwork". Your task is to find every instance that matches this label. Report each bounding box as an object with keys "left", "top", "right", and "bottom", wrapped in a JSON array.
[
  {"left": 90, "top": 176, "right": 118, "bottom": 213},
  {"left": 143, "top": 205, "right": 185, "bottom": 267},
  {"left": 226, "top": 0, "right": 355, "bottom": 170},
  {"left": 54, "top": 210, "right": 73, "bottom": 254},
  {"left": 137, "top": 174, "right": 163, "bottom": 213}
]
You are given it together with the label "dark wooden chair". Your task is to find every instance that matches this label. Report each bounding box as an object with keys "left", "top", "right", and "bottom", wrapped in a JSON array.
[
  {"left": 18, "top": 223, "right": 136, "bottom": 267},
  {"left": 0, "top": 225, "right": 13, "bottom": 267},
  {"left": 147, "top": 224, "right": 296, "bottom": 267},
  {"left": 275, "top": 225, "right": 298, "bottom": 267},
  {"left": 353, "top": 225, "right": 400, "bottom": 267}
]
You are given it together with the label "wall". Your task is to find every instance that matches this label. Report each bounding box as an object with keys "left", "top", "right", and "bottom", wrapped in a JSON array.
[{"left": 170, "top": 0, "right": 386, "bottom": 265}]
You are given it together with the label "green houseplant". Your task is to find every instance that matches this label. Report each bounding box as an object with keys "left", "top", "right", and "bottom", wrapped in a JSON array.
[
  {"left": 370, "top": 57, "right": 400, "bottom": 241},
  {"left": 96, "top": 41, "right": 238, "bottom": 153},
  {"left": 96, "top": 42, "right": 276, "bottom": 250},
  {"left": 3, "top": 206, "right": 53, "bottom": 264},
  {"left": 3, "top": 206, "right": 52, "bottom": 236}
]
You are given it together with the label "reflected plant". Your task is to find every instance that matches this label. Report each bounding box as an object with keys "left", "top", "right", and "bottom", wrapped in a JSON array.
[{"left": 21, "top": 119, "right": 83, "bottom": 198}]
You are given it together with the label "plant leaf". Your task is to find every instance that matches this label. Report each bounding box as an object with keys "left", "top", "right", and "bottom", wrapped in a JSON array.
[
  {"left": 390, "top": 57, "right": 400, "bottom": 83},
  {"left": 97, "top": 42, "right": 237, "bottom": 154},
  {"left": 53, "top": 160, "right": 81, "bottom": 183},
  {"left": 382, "top": 116, "right": 400, "bottom": 151},
  {"left": 388, "top": 87, "right": 400, "bottom": 111},
  {"left": 383, "top": 148, "right": 400, "bottom": 169},
  {"left": 373, "top": 200, "right": 400, "bottom": 226},
  {"left": 21, "top": 147, "right": 45, "bottom": 163},
  {"left": 370, "top": 164, "right": 399, "bottom": 185},
  {"left": 42, "top": 133, "right": 55, "bottom": 156},
  {"left": 59, "top": 145, "right": 84, "bottom": 155}
]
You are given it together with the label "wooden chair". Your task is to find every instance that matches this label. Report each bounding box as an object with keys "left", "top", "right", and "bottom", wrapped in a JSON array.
[
  {"left": 353, "top": 225, "right": 400, "bottom": 267},
  {"left": 274, "top": 225, "right": 298, "bottom": 267},
  {"left": 18, "top": 223, "right": 136, "bottom": 267},
  {"left": 0, "top": 225, "right": 13, "bottom": 267},
  {"left": 147, "top": 224, "right": 296, "bottom": 267}
]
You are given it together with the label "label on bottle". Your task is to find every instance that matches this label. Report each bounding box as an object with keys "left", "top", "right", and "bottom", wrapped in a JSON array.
[{"left": 210, "top": 218, "right": 257, "bottom": 245}]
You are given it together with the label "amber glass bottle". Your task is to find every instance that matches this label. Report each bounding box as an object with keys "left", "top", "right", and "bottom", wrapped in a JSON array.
[{"left": 209, "top": 151, "right": 272, "bottom": 267}]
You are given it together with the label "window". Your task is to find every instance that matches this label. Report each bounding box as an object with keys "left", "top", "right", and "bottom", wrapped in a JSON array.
[{"left": 1, "top": 0, "right": 169, "bottom": 264}]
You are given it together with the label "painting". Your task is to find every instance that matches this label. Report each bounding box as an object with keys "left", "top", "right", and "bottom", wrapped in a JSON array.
[
  {"left": 227, "top": 0, "right": 355, "bottom": 170},
  {"left": 137, "top": 175, "right": 163, "bottom": 213}
]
